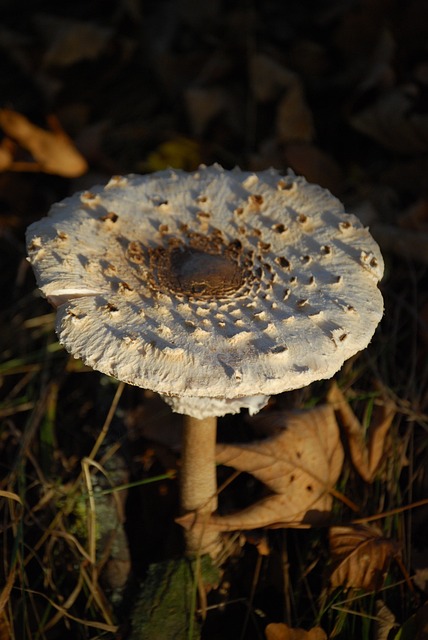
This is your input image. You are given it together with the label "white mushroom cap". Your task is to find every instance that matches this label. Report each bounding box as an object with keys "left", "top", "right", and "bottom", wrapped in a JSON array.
[
  {"left": 160, "top": 393, "right": 270, "bottom": 418},
  {"left": 26, "top": 165, "right": 384, "bottom": 419}
]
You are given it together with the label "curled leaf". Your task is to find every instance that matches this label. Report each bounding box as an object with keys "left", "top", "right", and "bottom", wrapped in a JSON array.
[
  {"left": 329, "top": 524, "right": 399, "bottom": 591},
  {"left": 327, "top": 382, "right": 395, "bottom": 482},
  {"left": 0, "top": 109, "right": 88, "bottom": 177},
  {"left": 374, "top": 600, "right": 397, "bottom": 640}
]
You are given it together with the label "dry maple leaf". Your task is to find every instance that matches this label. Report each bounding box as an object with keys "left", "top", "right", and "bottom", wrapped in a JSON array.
[
  {"left": 265, "top": 622, "right": 327, "bottom": 640},
  {"left": 0, "top": 109, "right": 88, "bottom": 177},
  {"left": 179, "top": 405, "right": 343, "bottom": 532},
  {"left": 328, "top": 524, "right": 399, "bottom": 591},
  {"left": 327, "top": 382, "right": 395, "bottom": 483}
]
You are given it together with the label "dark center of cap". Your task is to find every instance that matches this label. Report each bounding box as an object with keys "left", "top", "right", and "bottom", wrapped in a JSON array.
[{"left": 153, "top": 245, "right": 246, "bottom": 299}]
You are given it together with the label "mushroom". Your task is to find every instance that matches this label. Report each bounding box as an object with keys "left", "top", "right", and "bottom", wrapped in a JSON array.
[{"left": 26, "top": 165, "right": 384, "bottom": 557}]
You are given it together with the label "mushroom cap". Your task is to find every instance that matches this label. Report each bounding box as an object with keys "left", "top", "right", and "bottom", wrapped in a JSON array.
[{"left": 26, "top": 165, "right": 384, "bottom": 418}]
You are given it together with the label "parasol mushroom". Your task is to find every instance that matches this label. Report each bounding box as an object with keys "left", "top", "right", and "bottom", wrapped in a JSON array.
[{"left": 26, "top": 165, "right": 384, "bottom": 557}]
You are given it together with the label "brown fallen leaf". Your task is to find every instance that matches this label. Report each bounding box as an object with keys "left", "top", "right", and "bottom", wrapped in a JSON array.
[
  {"left": 374, "top": 600, "right": 398, "bottom": 640},
  {"left": 0, "top": 611, "right": 11, "bottom": 640},
  {"left": 0, "top": 139, "right": 13, "bottom": 171},
  {"left": 265, "top": 622, "right": 327, "bottom": 640},
  {"left": 276, "top": 84, "right": 314, "bottom": 144},
  {"left": 179, "top": 405, "right": 343, "bottom": 532},
  {"left": 412, "top": 549, "right": 428, "bottom": 594},
  {"left": 185, "top": 86, "right": 229, "bottom": 135},
  {"left": 349, "top": 84, "right": 428, "bottom": 154},
  {"left": 33, "top": 15, "right": 114, "bottom": 67},
  {"left": 328, "top": 524, "right": 399, "bottom": 591},
  {"left": 327, "top": 382, "right": 395, "bottom": 483},
  {"left": 283, "top": 142, "right": 344, "bottom": 195},
  {"left": 0, "top": 109, "right": 88, "bottom": 177},
  {"left": 250, "top": 53, "right": 314, "bottom": 144}
]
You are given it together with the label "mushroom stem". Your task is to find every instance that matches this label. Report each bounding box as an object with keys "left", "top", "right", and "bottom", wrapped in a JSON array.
[{"left": 181, "top": 414, "right": 220, "bottom": 557}]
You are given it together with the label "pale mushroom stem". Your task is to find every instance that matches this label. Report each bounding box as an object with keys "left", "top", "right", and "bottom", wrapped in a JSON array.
[{"left": 181, "top": 414, "right": 220, "bottom": 557}]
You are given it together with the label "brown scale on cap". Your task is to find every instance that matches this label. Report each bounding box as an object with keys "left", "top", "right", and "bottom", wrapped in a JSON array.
[
  {"left": 127, "top": 241, "right": 145, "bottom": 264},
  {"left": 258, "top": 241, "right": 271, "bottom": 253},
  {"left": 248, "top": 194, "right": 264, "bottom": 208},
  {"left": 196, "top": 211, "right": 210, "bottom": 220},
  {"left": 99, "top": 211, "right": 119, "bottom": 223},
  {"left": 277, "top": 179, "right": 293, "bottom": 190},
  {"left": 273, "top": 223, "right": 287, "bottom": 234}
]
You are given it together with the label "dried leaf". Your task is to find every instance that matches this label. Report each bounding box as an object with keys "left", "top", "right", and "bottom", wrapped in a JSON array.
[
  {"left": 0, "top": 611, "right": 11, "bottom": 640},
  {"left": 329, "top": 525, "right": 398, "bottom": 591},
  {"left": 0, "top": 109, "right": 88, "bottom": 177},
  {"left": 327, "top": 382, "right": 395, "bottom": 482},
  {"left": 265, "top": 622, "right": 327, "bottom": 640},
  {"left": 410, "top": 549, "right": 428, "bottom": 594},
  {"left": 367, "top": 406, "right": 395, "bottom": 480},
  {"left": 0, "top": 567, "right": 15, "bottom": 615},
  {"left": 250, "top": 53, "right": 314, "bottom": 143},
  {"left": 185, "top": 86, "right": 229, "bottom": 135},
  {"left": 34, "top": 15, "right": 113, "bottom": 67},
  {"left": 209, "top": 405, "right": 343, "bottom": 531},
  {"left": 350, "top": 85, "right": 428, "bottom": 154},
  {"left": 0, "top": 140, "right": 13, "bottom": 171},
  {"left": 283, "top": 143, "right": 343, "bottom": 194},
  {"left": 250, "top": 53, "right": 295, "bottom": 102},
  {"left": 276, "top": 85, "right": 314, "bottom": 144},
  {"left": 374, "top": 601, "right": 397, "bottom": 640}
]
